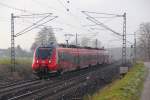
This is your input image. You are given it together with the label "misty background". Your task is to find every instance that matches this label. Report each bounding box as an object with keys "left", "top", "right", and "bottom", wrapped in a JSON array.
[{"left": 0, "top": 0, "right": 149, "bottom": 61}]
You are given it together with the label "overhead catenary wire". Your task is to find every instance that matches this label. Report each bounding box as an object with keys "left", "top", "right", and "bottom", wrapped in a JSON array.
[
  {"left": 57, "top": 0, "right": 69, "bottom": 11},
  {"left": 83, "top": 16, "right": 119, "bottom": 27},
  {"left": 31, "top": 0, "right": 96, "bottom": 34},
  {"left": 82, "top": 11, "right": 123, "bottom": 37},
  {"left": 82, "top": 11, "right": 123, "bottom": 17},
  {"left": 31, "top": 0, "right": 61, "bottom": 12},
  {"left": 20, "top": 18, "right": 63, "bottom": 31},
  {"left": 15, "top": 16, "right": 58, "bottom": 37},
  {"left": 15, "top": 13, "right": 52, "bottom": 37},
  {"left": 81, "top": 11, "right": 131, "bottom": 47},
  {"left": 0, "top": 1, "right": 33, "bottom": 14},
  {"left": 93, "top": 16, "right": 121, "bottom": 19},
  {"left": 10, "top": 13, "right": 58, "bottom": 73},
  {"left": 82, "top": 11, "right": 133, "bottom": 50},
  {"left": 83, "top": 11, "right": 134, "bottom": 64},
  {"left": 86, "top": 15, "right": 122, "bottom": 36},
  {"left": 14, "top": 13, "right": 52, "bottom": 18},
  {"left": 82, "top": 11, "right": 124, "bottom": 37}
]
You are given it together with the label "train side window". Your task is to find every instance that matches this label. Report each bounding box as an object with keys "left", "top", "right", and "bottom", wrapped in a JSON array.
[
  {"left": 58, "top": 52, "right": 61, "bottom": 62},
  {"left": 62, "top": 52, "right": 64, "bottom": 60}
]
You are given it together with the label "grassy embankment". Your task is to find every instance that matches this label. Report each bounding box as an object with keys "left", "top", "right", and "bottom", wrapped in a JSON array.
[
  {"left": 84, "top": 62, "right": 147, "bottom": 100},
  {"left": 0, "top": 58, "right": 33, "bottom": 80}
]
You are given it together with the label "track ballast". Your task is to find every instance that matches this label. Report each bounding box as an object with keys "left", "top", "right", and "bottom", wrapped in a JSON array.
[{"left": 0, "top": 61, "right": 121, "bottom": 100}]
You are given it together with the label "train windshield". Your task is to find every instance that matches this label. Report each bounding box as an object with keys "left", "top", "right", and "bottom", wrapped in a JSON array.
[{"left": 36, "top": 47, "right": 53, "bottom": 59}]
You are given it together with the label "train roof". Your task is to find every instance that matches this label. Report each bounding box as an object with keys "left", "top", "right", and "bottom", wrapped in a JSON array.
[
  {"left": 58, "top": 44, "right": 105, "bottom": 50},
  {"left": 36, "top": 43, "right": 105, "bottom": 50}
]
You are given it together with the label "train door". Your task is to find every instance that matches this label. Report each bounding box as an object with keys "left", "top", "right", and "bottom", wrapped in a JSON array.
[
  {"left": 61, "top": 51, "right": 66, "bottom": 72},
  {"left": 76, "top": 48, "right": 80, "bottom": 69}
]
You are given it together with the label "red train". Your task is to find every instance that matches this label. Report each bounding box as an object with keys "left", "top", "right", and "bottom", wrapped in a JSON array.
[{"left": 32, "top": 44, "right": 111, "bottom": 78}]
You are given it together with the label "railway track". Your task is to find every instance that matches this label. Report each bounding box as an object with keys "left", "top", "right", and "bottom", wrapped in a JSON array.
[
  {"left": 0, "top": 67, "right": 96, "bottom": 100},
  {"left": 9, "top": 74, "right": 87, "bottom": 100},
  {"left": 20, "top": 70, "right": 94, "bottom": 100},
  {"left": 0, "top": 78, "right": 38, "bottom": 89},
  {"left": 0, "top": 78, "right": 61, "bottom": 100},
  {"left": 42, "top": 62, "right": 121, "bottom": 100},
  {"left": 0, "top": 61, "right": 121, "bottom": 100}
]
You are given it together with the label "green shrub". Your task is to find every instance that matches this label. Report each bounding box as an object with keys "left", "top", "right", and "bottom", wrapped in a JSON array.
[{"left": 84, "top": 62, "right": 147, "bottom": 100}]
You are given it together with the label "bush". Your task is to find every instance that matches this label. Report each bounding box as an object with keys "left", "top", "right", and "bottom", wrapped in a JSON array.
[{"left": 84, "top": 62, "right": 147, "bottom": 100}]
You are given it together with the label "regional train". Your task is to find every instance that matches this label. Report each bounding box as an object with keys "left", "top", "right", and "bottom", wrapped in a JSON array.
[{"left": 32, "top": 44, "right": 111, "bottom": 78}]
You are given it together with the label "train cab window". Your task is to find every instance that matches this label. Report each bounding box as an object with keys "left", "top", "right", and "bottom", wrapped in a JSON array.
[{"left": 36, "top": 47, "right": 53, "bottom": 59}]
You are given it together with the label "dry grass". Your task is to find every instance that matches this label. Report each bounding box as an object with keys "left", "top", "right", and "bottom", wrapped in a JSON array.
[{"left": 0, "top": 58, "right": 34, "bottom": 80}]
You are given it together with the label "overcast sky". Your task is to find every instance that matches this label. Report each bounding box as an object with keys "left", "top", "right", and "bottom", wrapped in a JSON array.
[{"left": 0, "top": 0, "right": 150, "bottom": 50}]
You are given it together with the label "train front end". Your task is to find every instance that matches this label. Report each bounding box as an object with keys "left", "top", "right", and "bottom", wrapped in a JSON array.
[{"left": 32, "top": 46, "right": 58, "bottom": 78}]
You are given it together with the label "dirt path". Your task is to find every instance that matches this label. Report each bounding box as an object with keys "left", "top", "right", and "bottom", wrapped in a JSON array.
[{"left": 141, "top": 62, "right": 150, "bottom": 100}]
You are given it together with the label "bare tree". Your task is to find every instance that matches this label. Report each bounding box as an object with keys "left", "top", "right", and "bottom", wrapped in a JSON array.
[
  {"left": 137, "top": 22, "right": 150, "bottom": 60},
  {"left": 89, "top": 39, "right": 101, "bottom": 48},
  {"left": 30, "top": 27, "right": 57, "bottom": 51},
  {"left": 80, "top": 37, "right": 91, "bottom": 47}
]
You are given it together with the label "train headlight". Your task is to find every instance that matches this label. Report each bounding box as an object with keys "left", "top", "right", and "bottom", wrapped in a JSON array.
[
  {"left": 36, "top": 60, "right": 39, "bottom": 63},
  {"left": 49, "top": 60, "right": 51, "bottom": 63}
]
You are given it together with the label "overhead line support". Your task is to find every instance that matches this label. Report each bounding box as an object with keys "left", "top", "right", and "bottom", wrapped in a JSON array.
[
  {"left": 82, "top": 11, "right": 127, "bottom": 65},
  {"left": 10, "top": 13, "right": 57, "bottom": 72},
  {"left": 122, "top": 13, "right": 126, "bottom": 65},
  {"left": 11, "top": 13, "right": 15, "bottom": 72},
  {"left": 134, "top": 33, "right": 136, "bottom": 62},
  {"left": 81, "top": 11, "right": 122, "bottom": 36}
]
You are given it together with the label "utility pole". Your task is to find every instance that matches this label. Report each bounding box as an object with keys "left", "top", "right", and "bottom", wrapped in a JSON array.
[
  {"left": 66, "top": 40, "right": 69, "bottom": 47},
  {"left": 122, "top": 12, "right": 126, "bottom": 65},
  {"left": 76, "top": 33, "right": 78, "bottom": 46},
  {"left": 10, "top": 13, "right": 57, "bottom": 73},
  {"left": 134, "top": 33, "right": 136, "bottom": 62},
  {"left": 95, "top": 39, "right": 98, "bottom": 48},
  {"left": 148, "top": 34, "right": 150, "bottom": 60},
  {"left": 64, "top": 33, "right": 73, "bottom": 47},
  {"left": 82, "top": 11, "right": 127, "bottom": 65},
  {"left": 11, "top": 13, "right": 15, "bottom": 72},
  {"left": 130, "top": 45, "right": 133, "bottom": 63}
]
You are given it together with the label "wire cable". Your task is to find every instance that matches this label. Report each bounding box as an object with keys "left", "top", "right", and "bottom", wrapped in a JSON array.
[
  {"left": 57, "top": 0, "right": 69, "bottom": 11},
  {"left": 32, "top": 0, "right": 94, "bottom": 34},
  {"left": 15, "top": 14, "right": 52, "bottom": 36},
  {"left": 15, "top": 16, "right": 58, "bottom": 37},
  {"left": 15, "top": 13, "right": 52, "bottom": 18},
  {"left": 82, "top": 11, "right": 123, "bottom": 17},
  {"left": 86, "top": 16, "right": 122, "bottom": 36},
  {"left": 0, "top": 1, "right": 33, "bottom": 14}
]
